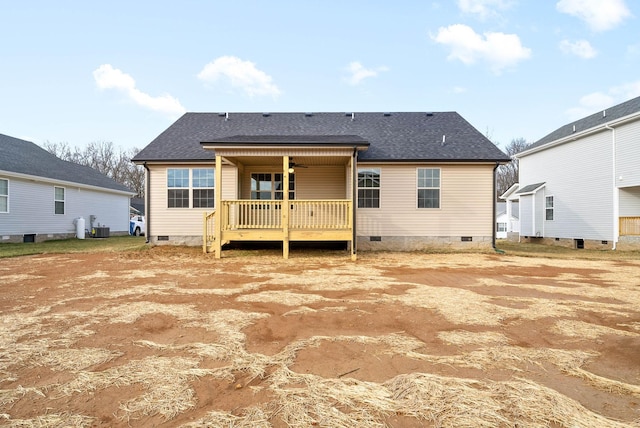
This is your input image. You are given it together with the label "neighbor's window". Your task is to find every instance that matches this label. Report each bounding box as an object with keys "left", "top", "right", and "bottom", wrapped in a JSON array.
[
  {"left": 546, "top": 196, "right": 554, "bottom": 220},
  {"left": 54, "top": 186, "right": 65, "bottom": 215},
  {"left": 497, "top": 222, "right": 507, "bottom": 232},
  {"left": 167, "top": 168, "right": 189, "bottom": 208},
  {"left": 417, "top": 168, "right": 440, "bottom": 208},
  {"left": 0, "top": 179, "right": 8, "bottom": 213},
  {"left": 192, "top": 168, "right": 215, "bottom": 208},
  {"left": 358, "top": 168, "right": 380, "bottom": 208},
  {"left": 251, "top": 173, "right": 296, "bottom": 200}
]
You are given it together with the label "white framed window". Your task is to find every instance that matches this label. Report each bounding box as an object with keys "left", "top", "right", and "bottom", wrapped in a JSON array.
[
  {"left": 192, "top": 168, "right": 215, "bottom": 208},
  {"left": 417, "top": 168, "right": 440, "bottom": 209},
  {"left": 167, "top": 168, "right": 216, "bottom": 208},
  {"left": 497, "top": 222, "right": 507, "bottom": 232},
  {"left": 357, "top": 168, "right": 380, "bottom": 208},
  {"left": 545, "top": 195, "right": 554, "bottom": 221},
  {"left": 250, "top": 173, "right": 295, "bottom": 200},
  {"left": 167, "top": 168, "right": 189, "bottom": 208},
  {"left": 54, "top": 186, "right": 65, "bottom": 215},
  {"left": 0, "top": 179, "right": 8, "bottom": 213}
]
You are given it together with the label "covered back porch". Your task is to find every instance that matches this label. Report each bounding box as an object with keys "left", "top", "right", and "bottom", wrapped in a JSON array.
[{"left": 201, "top": 136, "right": 369, "bottom": 259}]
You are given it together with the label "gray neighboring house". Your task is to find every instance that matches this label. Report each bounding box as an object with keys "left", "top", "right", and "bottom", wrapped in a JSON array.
[
  {"left": 0, "top": 133, "right": 135, "bottom": 242},
  {"left": 133, "top": 112, "right": 509, "bottom": 258},
  {"left": 513, "top": 95, "right": 640, "bottom": 250}
]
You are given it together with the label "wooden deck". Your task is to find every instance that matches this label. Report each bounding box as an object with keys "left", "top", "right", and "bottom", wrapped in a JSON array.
[{"left": 203, "top": 200, "right": 354, "bottom": 257}]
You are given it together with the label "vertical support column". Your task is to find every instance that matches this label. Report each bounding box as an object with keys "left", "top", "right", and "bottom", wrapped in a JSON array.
[
  {"left": 351, "top": 148, "right": 358, "bottom": 261},
  {"left": 202, "top": 211, "right": 207, "bottom": 254},
  {"left": 214, "top": 155, "right": 223, "bottom": 258},
  {"left": 282, "top": 156, "right": 290, "bottom": 259}
]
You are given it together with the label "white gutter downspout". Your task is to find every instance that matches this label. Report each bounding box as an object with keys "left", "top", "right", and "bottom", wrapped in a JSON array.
[
  {"left": 143, "top": 162, "right": 151, "bottom": 243},
  {"left": 606, "top": 124, "right": 618, "bottom": 250}
]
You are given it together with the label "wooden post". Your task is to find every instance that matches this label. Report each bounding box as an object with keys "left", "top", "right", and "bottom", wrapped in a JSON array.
[
  {"left": 214, "top": 155, "right": 223, "bottom": 258},
  {"left": 202, "top": 211, "right": 207, "bottom": 254},
  {"left": 282, "top": 156, "right": 290, "bottom": 259}
]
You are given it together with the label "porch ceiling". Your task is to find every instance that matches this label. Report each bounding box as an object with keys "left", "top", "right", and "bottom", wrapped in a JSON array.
[{"left": 224, "top": 155, "right": 350, "bottom": 167}]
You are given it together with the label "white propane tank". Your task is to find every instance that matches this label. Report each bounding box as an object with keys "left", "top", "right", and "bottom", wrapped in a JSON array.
[{"left": 75, "top": 217, "right": 85, "bottom": 239}]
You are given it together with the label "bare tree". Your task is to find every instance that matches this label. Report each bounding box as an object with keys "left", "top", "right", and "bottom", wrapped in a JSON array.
[
  {"left": 496, "top": 137, "right": 530, "bottom": 198},
  {"left": 43, "top": 141, "right": 145, "bottom": 197}
]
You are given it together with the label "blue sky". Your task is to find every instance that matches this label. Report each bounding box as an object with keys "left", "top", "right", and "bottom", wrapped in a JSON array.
[{"left": 1, "top": 0, "right": 639, "bottom": 153}]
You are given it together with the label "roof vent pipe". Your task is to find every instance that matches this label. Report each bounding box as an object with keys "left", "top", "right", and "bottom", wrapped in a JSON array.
[
  {"left": 225, "top": 112, "right": 229, "bottom": 121},
  {"left": 572, "top": 124, "right": 576, "bottom": 133},
  {"left": 351, "top": 112, "right": 355, "bottom": 121},
  {"left": 442, "top": 135, "right": 446, "bottom": 146},
  {"left": 603, "top": 110, "right": 606, "bottom": 118}
]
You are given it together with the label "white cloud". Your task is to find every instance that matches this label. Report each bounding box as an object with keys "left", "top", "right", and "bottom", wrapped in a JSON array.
[
  {"left": 197, "top": 56, "right": 281, "bottom": 97},
  {"left": 432, "top": 24, "right": 531, "bottom": 74},
  {"left": 457, "top": 0, "right": 513, "bottom": 19},
  {"left": 556, "top": 0, "right": 631, "bottom": 32},
  {"left": 93, "top": 64, "right": 186, "bottom": 118},
  {"left": 453, "top": 86, "right": 467, "bottom": 94},
  {"left": 627, "top": 43, "right": 640, "bottom": 57},
  {"left": 609, "top": 81, "right": 640, "bottom": 99},
  {"left": 559, "top": 39, "right": 598, "bottom": 58},
  {"left": 566, "top": 81, "right": 640, "bottom": 119},
  {"left": 344, "top": 62, "right": 389, "bottom": 85}
]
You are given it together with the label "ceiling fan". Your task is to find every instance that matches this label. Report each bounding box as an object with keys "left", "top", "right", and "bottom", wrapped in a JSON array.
[{"left": 288, "top": 158, "right": 308, "bottom": 169}]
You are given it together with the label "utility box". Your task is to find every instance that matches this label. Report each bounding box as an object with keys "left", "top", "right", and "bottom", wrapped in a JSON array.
[{"left": 92, "top": 227, "right": 110, "bottom": 238}]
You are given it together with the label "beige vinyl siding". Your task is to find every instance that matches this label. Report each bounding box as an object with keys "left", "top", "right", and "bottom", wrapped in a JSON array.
[
  {"left": 149, "top": 164, "right": 236, "bottom": 236},
  {"left": 297, "top": 166, "right": 345, "bottom": 199},
  {"left": 357, "top": 164, "right": 495, "bottom": 237},
  {"left": 240, "top": 166, "right": 345, "bottom": 199}
]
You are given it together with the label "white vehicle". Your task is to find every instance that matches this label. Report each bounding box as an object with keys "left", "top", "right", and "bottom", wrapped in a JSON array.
[{"left": 129, "top": 215, "right": 145, "bottom": 236}]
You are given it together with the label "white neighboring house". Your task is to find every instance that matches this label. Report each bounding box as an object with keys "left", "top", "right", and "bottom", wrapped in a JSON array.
[
  {"left": 0, "top": 133, "right": 136, "bottom": 243},
  {"left": 512, "top": 95, "right": 640, "bottom": 250},
  {"left": 496, "top": 200, "right": 519, "bottom": 239}
]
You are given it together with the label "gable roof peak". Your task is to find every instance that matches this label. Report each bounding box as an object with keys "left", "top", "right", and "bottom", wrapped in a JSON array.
[{"left": 526, "top": 95, "right": 640, "bottom": 153}]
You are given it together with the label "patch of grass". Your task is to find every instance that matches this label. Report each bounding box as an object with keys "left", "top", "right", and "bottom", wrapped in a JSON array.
[
  {"left": 495, "top": 239, "right": 640, "bottom": 260},
  {"left": 0, "top": 235, "right": 148, "bottom": 258}
]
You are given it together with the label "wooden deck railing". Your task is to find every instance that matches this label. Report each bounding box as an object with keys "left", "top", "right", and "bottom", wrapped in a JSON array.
[
  {"left": 620, "top": 216, "right": 640, "bottom": 236},
  {"left": 290, "top": 200, "right": 351, "bottom": 229},
  {"left": 221, "top": 199, "right": 352, "bottom": 230},
  {"left": 203, "top": 210, "right": 216, "bottom": 253},
  {"left": 202, "top": 199, "right": 353, "bottom": 253}
]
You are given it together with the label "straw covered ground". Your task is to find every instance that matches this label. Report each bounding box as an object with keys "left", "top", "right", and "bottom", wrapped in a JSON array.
[{"left": 1, "top": 246, "right": 639, "bottom": 427}]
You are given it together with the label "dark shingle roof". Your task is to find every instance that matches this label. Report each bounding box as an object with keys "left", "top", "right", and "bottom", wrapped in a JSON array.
[
  {"left": 528, "top": 95, "right": 640, "bottom": 151},
  {"left": 0, "top": 133, "right": 133, "bottom": 193},
  {"left": 516, "top": 182, "right": 545, "bottom": 194},
  {"left": 133, "top": 112, "right": 509, "bottom": 163}
]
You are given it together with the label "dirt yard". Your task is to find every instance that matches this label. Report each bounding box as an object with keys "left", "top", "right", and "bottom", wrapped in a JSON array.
[{"left": 1, "top": 247, "right": 639, "bottom": 427}]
